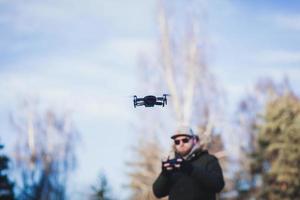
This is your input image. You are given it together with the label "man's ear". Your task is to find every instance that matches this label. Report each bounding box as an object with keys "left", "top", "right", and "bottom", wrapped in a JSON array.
[
  {"left": 192, "top": 136, "right": 199, "bottom": 144},
  {"left": 192, "top": 138, "right": 197, "bottom": 145}
]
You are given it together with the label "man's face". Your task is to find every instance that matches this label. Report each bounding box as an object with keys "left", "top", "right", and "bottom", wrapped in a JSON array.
[{"left": 173, "top": 136, "right": 194, "bottom": 157}]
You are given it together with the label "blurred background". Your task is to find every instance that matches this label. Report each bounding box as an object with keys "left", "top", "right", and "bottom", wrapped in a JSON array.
[{"left": 0, "top": 0, "right": 300, "bottom": 199}]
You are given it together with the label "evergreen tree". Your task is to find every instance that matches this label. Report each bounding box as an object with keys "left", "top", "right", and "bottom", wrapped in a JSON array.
[
  {"left": 251, "top": 93, "right": 300, "bottom": 199},
  {"left": 91, "top": 174, "right": 113, "bottom": 200},
  {"left": 234, "top": 78, "right": 292, "bottom": 199},
  {"left": 0, "top": 144, "right": 15, "bottom": 200}
]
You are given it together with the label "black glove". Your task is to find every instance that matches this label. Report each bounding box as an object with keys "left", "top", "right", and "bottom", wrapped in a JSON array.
[
  {"left": 161, "top": 160, "right": 173, "bottom": 175},
  {"left": 174, "top": 158, "right": 193, "bottom": 174}
]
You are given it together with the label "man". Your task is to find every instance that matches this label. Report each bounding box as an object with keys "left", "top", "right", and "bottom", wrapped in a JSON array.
[{"left": 152, "top": 126, "right": 225, "bottom": 200}]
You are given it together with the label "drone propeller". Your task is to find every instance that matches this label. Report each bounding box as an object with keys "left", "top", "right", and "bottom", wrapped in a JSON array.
[{"left": 163, "top": 94, "right": 170, "bottom": 105}]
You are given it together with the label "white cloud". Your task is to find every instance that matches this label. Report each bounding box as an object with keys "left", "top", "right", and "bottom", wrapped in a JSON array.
[
  {"left": 0, "top": 67, "right": 133, "bottom": 120},
  {"left": 0, "top": 0, "right": 155, "bottom": 35},
  {"left": 274, "top": 14, "right": 300, "bottom": 31},
  {"left": 0, "top": 38, "right": 141, "bottom": 121},
  {"left": 0, "top": 30, "right": 155, "bottom": 105},
  {"left": 213, "top": 63, "right": 300, "bottom": 103},
  {"left": 104, "top": 37, "right": 156, "bottom": 63},
  {"left": 257, "top": 50, "right": 300, "bottom": 64}
]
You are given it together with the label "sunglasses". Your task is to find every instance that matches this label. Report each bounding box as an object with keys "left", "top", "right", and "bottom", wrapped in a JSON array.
[{"left": 174, "top": 137, "right": 191, "bottom": 145}]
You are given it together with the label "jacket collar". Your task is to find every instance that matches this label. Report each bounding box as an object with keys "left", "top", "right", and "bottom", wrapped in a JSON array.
[
  {"left": 186, "top": 148, "right": 208, "bottom": 161},
  {"left": 175, "top": 148, "right": 207, "bottom": 160}
]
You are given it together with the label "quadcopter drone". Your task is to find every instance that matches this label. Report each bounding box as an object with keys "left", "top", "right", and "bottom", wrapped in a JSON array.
[{"left": 133, "top": 94, "right": 168, "bottom": 108}]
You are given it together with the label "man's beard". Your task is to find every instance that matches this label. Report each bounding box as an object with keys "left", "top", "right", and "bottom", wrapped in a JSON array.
[
  {"left": 178, "top": 150, "right": 190, "bottom": 157},
  {"left": 177, "top": 146, "right": 193, "bottom": 157}
]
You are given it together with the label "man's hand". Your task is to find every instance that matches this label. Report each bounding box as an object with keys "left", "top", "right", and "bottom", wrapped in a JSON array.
[
  {"left": 173, "top": 158, "right": 193, "bottom": 174},
  {"left": 173, "top": 158, "right": 183, "bottom": 169},
  {"left": 162, "top": 161, "right": 174, "bottom": 174}
]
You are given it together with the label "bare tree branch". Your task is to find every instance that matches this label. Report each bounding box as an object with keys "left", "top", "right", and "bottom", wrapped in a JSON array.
[{"left": 158, "top": 1, "right": 182, "bottom": 122}]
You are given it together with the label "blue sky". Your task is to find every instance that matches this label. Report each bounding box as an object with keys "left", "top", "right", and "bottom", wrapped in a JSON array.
[{"left": 1, "top": 0, "right": 300, "bottom": 199}]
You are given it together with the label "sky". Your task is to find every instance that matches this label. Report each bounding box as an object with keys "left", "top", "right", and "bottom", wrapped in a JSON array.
[{"left": 0, "top": 0, "right": 300, "bottom": 199}]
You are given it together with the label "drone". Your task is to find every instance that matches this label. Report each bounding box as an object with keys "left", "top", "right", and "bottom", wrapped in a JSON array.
[{"left": 133, "top": 94, "right": 169, "bottom": 108}]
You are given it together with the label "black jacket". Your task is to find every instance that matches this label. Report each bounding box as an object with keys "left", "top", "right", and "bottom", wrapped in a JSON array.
[{"left": 152, "top": 149, "right": 225, "bottom": 200}]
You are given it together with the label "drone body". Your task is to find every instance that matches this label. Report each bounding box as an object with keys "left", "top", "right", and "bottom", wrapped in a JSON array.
[{"left": 133, "top": 94, "right": 168, "bottom": 108}]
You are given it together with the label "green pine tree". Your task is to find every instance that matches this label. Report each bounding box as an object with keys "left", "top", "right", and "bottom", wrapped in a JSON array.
[
  {"left": 0, "top": 144, "right": 15, "bottom": 200},
  {"left": 91, "top": 174, "right": 113, "bottom": 200},
  {"left": 251, "top": 93, "right": 300, "bottom": 199}
]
